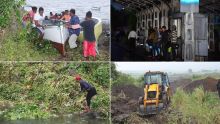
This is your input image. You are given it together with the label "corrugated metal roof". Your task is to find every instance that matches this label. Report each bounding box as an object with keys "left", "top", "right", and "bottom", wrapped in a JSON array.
[{"left": 113, "top": 0, "right": 220, "bottom": 14}]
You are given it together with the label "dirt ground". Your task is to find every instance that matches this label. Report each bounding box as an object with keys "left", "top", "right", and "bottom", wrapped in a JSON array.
[
  {"left": 111, "top": 84, "right": 174, "bottom": 124},
  {"left": 111, "top": 77, "right": 219, "bottom": 124},
  {"left": 183, "top": 77, "right": 218, "bottom": 92}
]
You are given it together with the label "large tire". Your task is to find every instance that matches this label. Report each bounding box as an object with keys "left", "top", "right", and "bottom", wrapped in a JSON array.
[
  {"left": 138, "top": 96, "right": 144, "bottom": 105},
  {"left": 162, "top": 94, "right": 168, "bottom": 108}
]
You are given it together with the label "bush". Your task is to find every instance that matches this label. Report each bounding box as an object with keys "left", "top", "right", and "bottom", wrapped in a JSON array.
[
  {"left": 0, "top": 0, "right": 24, "bottom": 28},
  {"left": 171, "top": 87, "right": 220, "bottom": 124},
  {"left": 0, "top": 62, "right": 110, "bottom": 120},
  {"left": 3, "top": 103, "right": 50, "bottom": 120}
]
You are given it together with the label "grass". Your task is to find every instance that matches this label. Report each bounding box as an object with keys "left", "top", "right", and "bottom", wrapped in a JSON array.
[
  {"left": 170, "top": 87, "right": 220, "bottom": 124},
  {"left": 0, "top": 27, "right": 59, "bottom": 61}
]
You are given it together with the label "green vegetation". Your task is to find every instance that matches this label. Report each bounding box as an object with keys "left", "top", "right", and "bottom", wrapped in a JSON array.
[
  {"left": 0, "top": 27, "right": 59, "bottom": 61},
  {"left": 111, "top": 64, "right": 142, "bottom": 87},
  {"left": 0, "top": 62, "right": 110, "bottom": 120},
  {"left": 0, "top": 0, "right": 25, "bottom": 28},
  {"left": 0, "top": 0, "right": 109, "bottom": 61},
  {"left": 169, "top": 88, "right": 220, "bottom": 124}
]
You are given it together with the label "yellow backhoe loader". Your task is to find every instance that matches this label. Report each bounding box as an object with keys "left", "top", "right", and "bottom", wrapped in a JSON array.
[{"left": 138, "top": 71, "right": 171, "bottom": 115}]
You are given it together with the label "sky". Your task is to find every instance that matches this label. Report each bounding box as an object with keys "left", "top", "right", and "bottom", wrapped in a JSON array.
[{"left": 115, "top": 62, "right": 220, "bottom": 73}]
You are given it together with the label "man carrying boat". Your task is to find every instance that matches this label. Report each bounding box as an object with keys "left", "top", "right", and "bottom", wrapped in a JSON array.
[
  {"left": 61, "top": 10, "right": 71, "bottom": 22},
  {"left": 80, "top": 11, "right": 97, "bottom": 61},
  {"left": 66, "top": 9, "right": 80, "bottom": 49},
  {"left": 33, "top": 7, "right": 46, "bottom": 42},
  {"left": 22, "top": 6, "right": 37, "bottom": 27}
]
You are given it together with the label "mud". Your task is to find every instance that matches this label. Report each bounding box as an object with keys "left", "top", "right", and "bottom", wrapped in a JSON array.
[
  {"left": 111, "top": 84, "right": 172, "bottom": 124},
  {"left": 111, "top": 77, "right": 219, "bottom": 124}
]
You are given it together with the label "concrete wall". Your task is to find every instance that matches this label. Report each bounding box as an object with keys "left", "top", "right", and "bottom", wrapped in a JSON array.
[{"left": 136, "top": 1, "right": 170, "bottom": 39}]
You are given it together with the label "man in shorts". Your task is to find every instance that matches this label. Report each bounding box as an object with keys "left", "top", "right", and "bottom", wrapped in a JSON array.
[{"left": 80, "top": 11, "right": 96, "bottom": 61}]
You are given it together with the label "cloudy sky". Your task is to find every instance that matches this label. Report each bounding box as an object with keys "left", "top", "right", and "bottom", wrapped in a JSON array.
[{"left": 115, "top": 62, "right": 220, "bottom": 73}]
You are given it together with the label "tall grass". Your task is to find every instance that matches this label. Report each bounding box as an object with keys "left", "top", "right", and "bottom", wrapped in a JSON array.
[{"left": 170, "top": 87, "right": 220, "bottom": 124}]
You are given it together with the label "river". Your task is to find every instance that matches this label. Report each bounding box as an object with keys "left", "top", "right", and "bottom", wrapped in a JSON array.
[
  {"left": 0, "top": 114, "right": 109, "bottom": 124},
  {"left": 24, "top": 0, "right": 110, "bottom": 23}
]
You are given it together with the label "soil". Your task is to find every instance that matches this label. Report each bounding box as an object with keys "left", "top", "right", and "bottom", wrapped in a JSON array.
[
  {"left": 183, "top": 77, "right": 218, "bottom": 92},
  {"left": 171, "top": 78, "right": 192, "bottom": 93},
  {"left": 111, "top": 77, "right": 219, "bottom": 124},
  {"left": 111, "top": 84, "right": 173, "bottom": 124}
]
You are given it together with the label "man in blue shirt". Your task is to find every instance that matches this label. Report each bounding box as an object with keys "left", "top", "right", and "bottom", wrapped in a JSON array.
[
  {"left": 67, "top": 9, "right": 80, "bottom": 49},
  {"left": 75, "top": 75, "right": 97, "bottom": 113}
]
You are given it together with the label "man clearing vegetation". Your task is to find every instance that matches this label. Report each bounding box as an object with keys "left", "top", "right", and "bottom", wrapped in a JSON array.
[{"left": 75, "top": 75, "right": 97, "bottom": 113}]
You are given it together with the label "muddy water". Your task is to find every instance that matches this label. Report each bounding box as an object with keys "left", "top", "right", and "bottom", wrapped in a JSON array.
[{"left": 0, "top": 114, "right": 109, "bottom": 124}]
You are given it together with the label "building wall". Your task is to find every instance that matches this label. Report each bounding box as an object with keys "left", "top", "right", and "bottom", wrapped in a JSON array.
[{"left": 136, "top": 1, "right": 171, "bottom": 38}]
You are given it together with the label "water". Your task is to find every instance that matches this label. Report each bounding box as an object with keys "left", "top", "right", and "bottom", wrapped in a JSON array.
[
  {"left": 24, "top": 0, "right": 110, "bottom": 22},
  {"left": 0, "top": 114, "right": 109, "bottom": 124}
]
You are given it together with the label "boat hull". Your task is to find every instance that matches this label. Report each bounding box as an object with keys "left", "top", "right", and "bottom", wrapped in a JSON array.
[{"left": 43, "top": 18, "right": 102, "bottom": 56}]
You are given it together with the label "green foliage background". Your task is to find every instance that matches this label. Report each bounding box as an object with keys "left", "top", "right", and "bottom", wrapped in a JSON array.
[
  {"left": 0, "top": 0, "right": 25, "bottom": 29},
  {"left": 111, "top": 63, "right": 143, "bottom": 87},
  {"left": 0, "top": 62, "right": 110, "bottom": 120}
]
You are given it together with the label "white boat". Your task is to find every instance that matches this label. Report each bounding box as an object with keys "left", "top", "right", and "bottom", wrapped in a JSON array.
[
  {"left": 42, "top": 18, "right": 102, "bottom": 55},
  {"left": 43, "top": 20, "right": 69, "bottom": 45}
]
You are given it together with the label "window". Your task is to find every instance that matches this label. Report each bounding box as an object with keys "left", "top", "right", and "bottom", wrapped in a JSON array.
[
  {"left": 144, "top": 74, "right": 162, "bottom": 85},
  {"left": 155, "top": 12, "right": 157, "bottom": 18},
  {"left": 155, "top": 20, "right": 158, "bottom": 27}
]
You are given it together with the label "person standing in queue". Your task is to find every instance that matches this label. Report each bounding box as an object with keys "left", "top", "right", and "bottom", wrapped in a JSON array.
[
  {"left": 161, "top": 26, "right": 169, "bottom": 60},
  {"left": 128, "top": 28, "right": 137, "bottom": 60},
  {"left": 171, "top": 25, "right": 178, "bottom": 60},
  {"left": 217, "top": 79, "right": 220, "bottom": 98},
  {"left": 75, "top": 75, "right": 97, "bottom": 113}
]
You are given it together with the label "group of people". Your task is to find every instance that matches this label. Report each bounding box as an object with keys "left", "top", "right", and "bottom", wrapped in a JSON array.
[
  {"left": 128, "top": 25, "right": 179, "bottom": 61},
  {"left": 49, "top": 10, "right": 71, "bottom": 21},
  {"left": 22, "top": 6, "right": 97, "bottom": 61},
  {"left": 147, "top": 26, "right": 179, "bottom": 60}
]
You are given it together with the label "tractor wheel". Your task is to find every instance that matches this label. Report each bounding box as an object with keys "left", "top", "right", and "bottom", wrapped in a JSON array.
[
  {"left": 138, "top": 96, "right": 144, "bottom": 105},
  {"left": 162, "top": 94, "right": 168, "bottom": 109}
]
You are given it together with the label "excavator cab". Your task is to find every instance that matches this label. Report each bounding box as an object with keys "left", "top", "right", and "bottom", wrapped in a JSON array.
[{"left": 138, "top": 71, "right": 171, "bottom": 115}]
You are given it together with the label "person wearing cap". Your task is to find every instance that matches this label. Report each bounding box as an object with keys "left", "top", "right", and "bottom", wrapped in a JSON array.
[{"left": 75, "top": 75, "right": 97, "bottom": 112}]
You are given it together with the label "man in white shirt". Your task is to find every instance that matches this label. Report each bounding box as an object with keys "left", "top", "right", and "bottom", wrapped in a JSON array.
[
  {"left": 128, "top": 30, "right": 137, "bottom": 40},
  {"left": 128, "top": 29, "right": 137, "bottom": 60},
  {"left": 34, "top": 7, "right": 45, "bottom": 40}
]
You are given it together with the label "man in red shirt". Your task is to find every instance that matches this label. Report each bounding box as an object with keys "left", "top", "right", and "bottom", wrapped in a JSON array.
[{"left": 22, "top": 6, "right": 37, "bottom": 27}]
